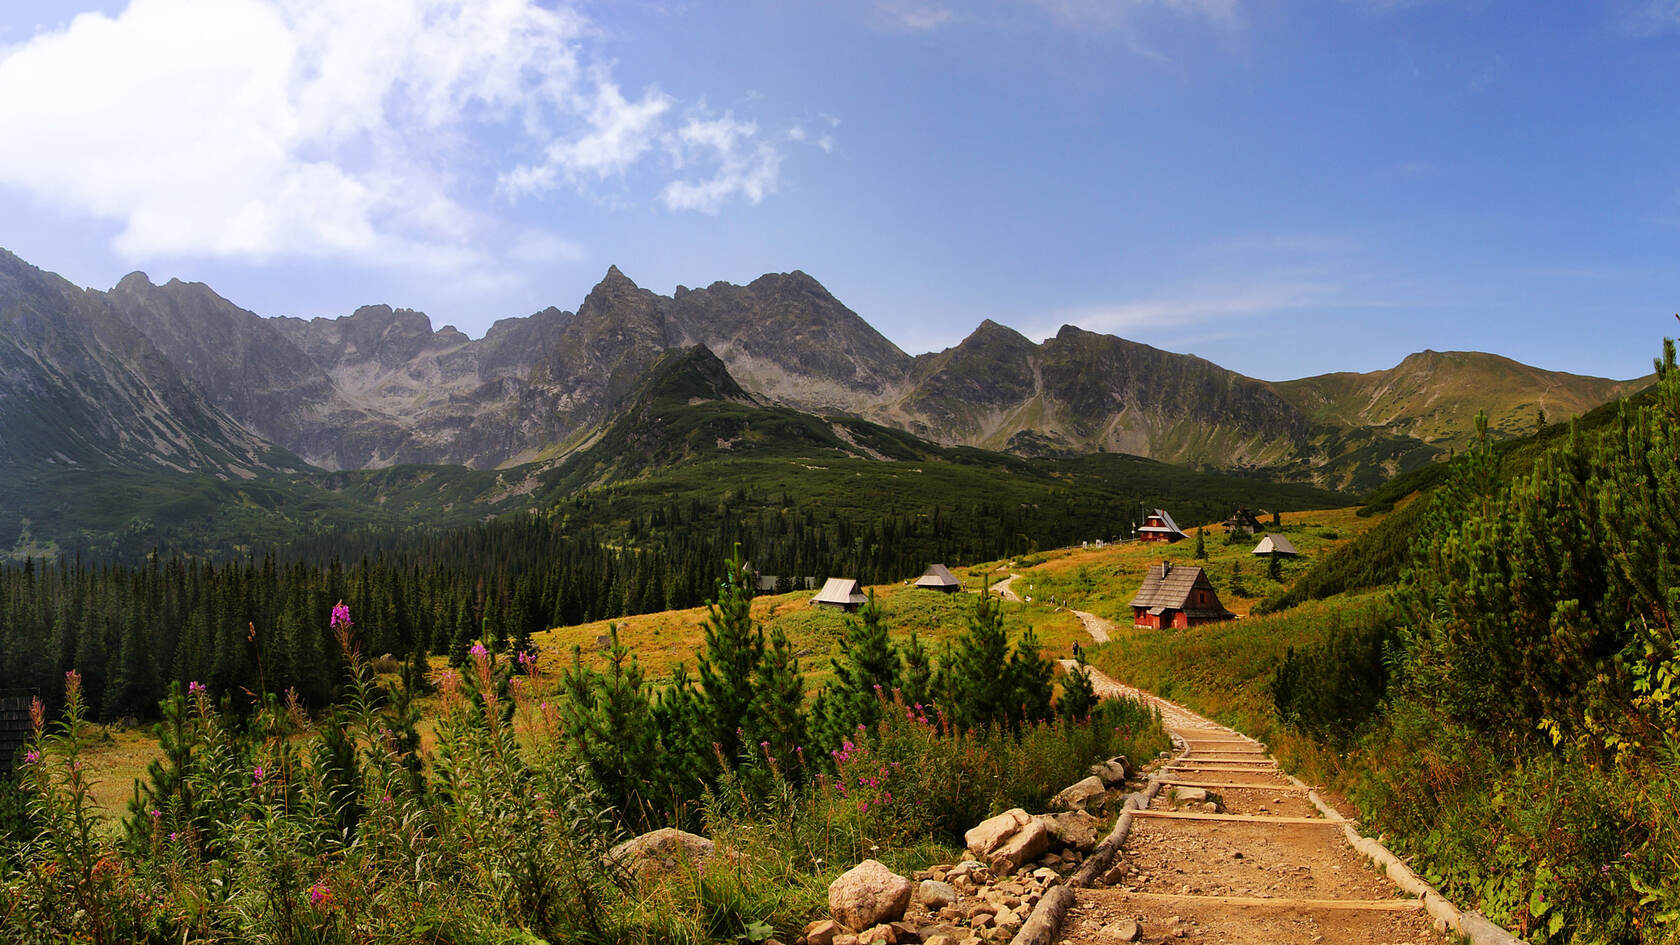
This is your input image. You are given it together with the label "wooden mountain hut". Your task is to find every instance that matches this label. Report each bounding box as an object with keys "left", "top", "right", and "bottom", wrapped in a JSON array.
[
  {"left": 1136, "top": 509, "right": 1188, "bottom": 543},
  {"left": 1251, "top": 533, "right": 1299, "bottom": 557},
  {"left": 914, "top": 564, "right": 961, "bottom": 593},
  {"left": 0, "top": 695, "right": 33, "bottom": 779},
  {"left": 811, "top": 578, "right": 868, "bottom": 612},
  {"left": 1128, "top": 561, "right": 1235, "bottom": 629},
  {"left": 1223, "top": 508, "right": 1264, "bottom": 536}
]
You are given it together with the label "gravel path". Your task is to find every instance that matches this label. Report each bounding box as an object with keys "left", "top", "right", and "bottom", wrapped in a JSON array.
[
  {"left": 993, "top": 573, "right": 1023, "bottom": 602},
  {"left": 1053, "top": 665, "right": 1446, "bottom": 945},
  {"left": 1070, "top": 610, "right": 1113, "bottom": 643}
]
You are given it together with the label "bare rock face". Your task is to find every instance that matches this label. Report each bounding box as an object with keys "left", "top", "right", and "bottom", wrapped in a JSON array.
[
  {"left": 605, "top": 827, "right": 716, "bottom": 881},
  {"left": 1052, "top": 775, "right": 1108, "bottom": 811},
  {"left": 829, "top": 859, "right": 914, "bottom": 931}
]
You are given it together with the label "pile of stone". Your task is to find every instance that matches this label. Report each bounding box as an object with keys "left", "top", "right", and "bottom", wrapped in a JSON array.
[
  {"left": 800, "top": 756, "right": 1134, "bottom": 945},
  {"left": 803, "top": 858, "right": 1070, "bottom": 945}
]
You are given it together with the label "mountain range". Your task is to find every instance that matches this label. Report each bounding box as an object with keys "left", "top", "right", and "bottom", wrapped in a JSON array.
[{"left": 0, "top": 246, "right": 1649, "bottom": 558}]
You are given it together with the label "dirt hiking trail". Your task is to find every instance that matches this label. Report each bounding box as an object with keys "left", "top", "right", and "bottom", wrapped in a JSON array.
[{"left": 1054, "top": 662, "right": 1446, "bottom": 945}]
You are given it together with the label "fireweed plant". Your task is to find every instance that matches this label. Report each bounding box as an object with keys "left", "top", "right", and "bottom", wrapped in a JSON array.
[{"left": 1, "top": 562, "right": 1166, "bottom": 943}]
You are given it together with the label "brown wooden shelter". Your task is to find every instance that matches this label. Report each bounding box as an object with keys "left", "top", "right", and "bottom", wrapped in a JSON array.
[
  {"left": 1251, "top": 533, "right": 1299, "bottom": 557},
  {"left": 810, "top": 578, "right": 868, "bottom": 612},
  {"left": 913, "top": 564, "right": 961, "bottom": 593},
  {"left": 1136, "top": 509, "right": 1188, "bottom": 543},
  {"left": 1129, "top": 562, "right": 1235, "bottom": 629},
  {"left": 1223, "top": 508, "right": 1264, "bottom": 536}
]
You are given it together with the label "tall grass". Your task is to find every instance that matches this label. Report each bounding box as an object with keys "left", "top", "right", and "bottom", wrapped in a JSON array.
[{"left": 1, "top": 624, "right": 1166, "bottom": 943}]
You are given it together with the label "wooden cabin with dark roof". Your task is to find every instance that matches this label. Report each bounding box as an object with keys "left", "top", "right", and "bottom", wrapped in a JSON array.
[
  {"left": 810, "top": 577, "right": 868, "bottom": 612},
  {"left": 1129, "top": 561, "right": 1235, "bottom": 629},
  {"left": 914, "top": 564, "right": 961, "bottom": 593},
  {"left": 1136, "top": 509, "right": 1188, "bottom": 543},
  {"left": 1223, "top": 508, "right": 1264, "bottom": 536}
]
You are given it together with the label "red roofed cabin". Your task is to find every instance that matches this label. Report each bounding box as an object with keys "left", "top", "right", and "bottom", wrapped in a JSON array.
[
  {"left": 1129, "top": 562, "right": 1235, "bottom": 629},
  {"left": 1136, "top": 509, "right": 1187, "bottom": 543}
]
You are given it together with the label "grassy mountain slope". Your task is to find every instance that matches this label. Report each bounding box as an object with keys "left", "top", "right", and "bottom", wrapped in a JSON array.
[
  {"left": 1259, "top": 379, "right": 1658, "bottom": 611},
  {"left": 1271, "top": 349, "right": 1650, "bottom": 448}
]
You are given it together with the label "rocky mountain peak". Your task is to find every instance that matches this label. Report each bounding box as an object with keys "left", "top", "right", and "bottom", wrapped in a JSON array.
[{"left": 115, "top": 271, "right": 155, "bottom": 291}]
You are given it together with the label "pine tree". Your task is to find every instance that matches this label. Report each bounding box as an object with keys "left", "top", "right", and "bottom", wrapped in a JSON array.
[
  {"left": 899, "top": 631, "right": 935, "bottom": 708},
  {"left": 1059, "top": 663, "right": 1099, "bottom": 719},
  {"left": 1006, "top": 627, "right": 1055, "bottom": 723},
  {"left": 1194, "top": 527, "right": 1207, "bottom": 560},
  {"left": 818, "top": 591, "right": 899, "bottom": 745},
  {"left": 753, "top": 626, "right": 807, "bottom": 772},
  {"left": 560, "top": 627, "right": 664, "bottom": 829},
  {"left": 694, "top": 551, "right": 765, "bottom": 767},
  {"left": 946, "top": 582, "right": 1013, "bottom": 730}
]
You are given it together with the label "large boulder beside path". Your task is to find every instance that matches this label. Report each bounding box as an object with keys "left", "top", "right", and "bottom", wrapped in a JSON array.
[
  {"left": 605, "top": 827, "right": 716, "bottom": 881},
  {"left": 963, "top": 808, "right": 1050, "bottom": 873},
  {"left": 828, "top": 859, "right": 914, "bottom": 931},
  {"left": 1053, "top": 775, "right": 1108, "bottom": 811}
]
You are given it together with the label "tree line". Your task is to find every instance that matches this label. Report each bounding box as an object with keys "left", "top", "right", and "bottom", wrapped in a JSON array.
[{"left": 0, "top": 487, "right": 1118, "bottom": 723}]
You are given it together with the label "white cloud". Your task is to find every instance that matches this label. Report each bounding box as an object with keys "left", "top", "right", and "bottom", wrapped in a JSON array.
[
  {"left": 1620, "top": 0, "right": 1680, "bottom": 35},
  {"left": 499, "top": 72, "right": 673, "bottom": 196},
  {"left": 876, "top": 1, "right": 955, "bottom": 31},
  {"left": 1039, "top": 282, "right": 1336, "bottom": 338},
  {"left": 0, "top": 0, "right": 791, "bottom": 271},
  {"left": 659, "top": 113, "right": 782, "bottom": 213},
  {"left": 1025, "top": 0, "right": 1243, "bottom": 29}
]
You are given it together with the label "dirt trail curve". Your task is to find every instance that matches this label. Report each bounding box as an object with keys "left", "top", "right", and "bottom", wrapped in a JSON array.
[
  {"left": 993, "top": 573, "right": 1023, "bottom": 602},
  {"left": 1070, "top": 610, "right": 1113, "bottom": 643},
  {"left": 1053, "top": 661, "right": 1447, "bottom": 945}
]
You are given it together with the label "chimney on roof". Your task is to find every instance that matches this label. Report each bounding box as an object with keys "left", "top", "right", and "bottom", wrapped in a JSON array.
[{"left": 1161, "top": 560, "right": 1171, "bottom": 574}]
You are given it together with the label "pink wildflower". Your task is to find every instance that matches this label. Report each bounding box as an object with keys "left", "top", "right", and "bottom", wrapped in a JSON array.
[
  {"left": 23, "top": 750, "right": 40, "bottom": 765},
  {"left": 188, "top": 681, "right": 206, "bottom": 696},
  {"left": 253, "top": 765, "right": 265, "bottom": 784},
  {"left": 469, "top": 642, "right": 488, "bottom": 658},
  {"left": 306, "top": 883, "right": 334, "bottom": 908},
  {"left": 330, "top": 602, "right": 352, "bottom": 631}
]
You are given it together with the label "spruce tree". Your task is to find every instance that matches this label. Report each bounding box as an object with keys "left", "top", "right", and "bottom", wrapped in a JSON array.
[{"left": 1194, "top": 527, "right": 1207, "bottom": 560}]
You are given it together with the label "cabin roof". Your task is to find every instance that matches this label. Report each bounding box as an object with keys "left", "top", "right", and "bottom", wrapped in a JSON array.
[
  {"left": 1128, "top": 563, "right": 1231, "bottom": 618},
  {"left": 1137, "top": 508, "right": 1186, "bottom": 538},
  {"left": 914, "top": 564, "right": 960, "bottom": 588},
  {"left": 811, "top": 577, "right": 868, "bottom": 606},
  {"left": 1252, "top": 533, "right": 1299, "bottom": 556}
]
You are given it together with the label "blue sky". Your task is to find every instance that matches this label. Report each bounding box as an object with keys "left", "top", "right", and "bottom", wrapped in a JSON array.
[{"left": 0, "top": 0, "right": 1676, "bottom": 381}]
